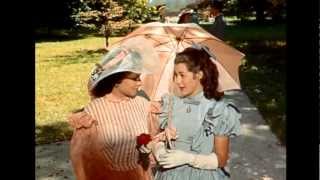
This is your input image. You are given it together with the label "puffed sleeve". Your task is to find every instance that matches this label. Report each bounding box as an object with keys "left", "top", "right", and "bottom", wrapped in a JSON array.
[
  {"left": 68, "top": 109, "right": 101, "bottom": 180},
  {"left": 158, "top": 93, "right": 171, "bottom": 130},
  {"left": 203, "top": 99, "right": 241, "bottom": 137}
]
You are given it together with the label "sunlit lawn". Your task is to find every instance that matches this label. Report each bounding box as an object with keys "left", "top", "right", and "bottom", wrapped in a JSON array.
[{"left": 36, "top": 36, "right": 122, "bottom": 144}]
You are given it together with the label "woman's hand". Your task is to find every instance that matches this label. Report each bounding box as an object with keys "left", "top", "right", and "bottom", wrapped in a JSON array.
[
  {"left": 148, "top": 101, "right": 162, "bottom": 114},
  {"left": 158, "top": 149, "right": 195, "bottom": 168},
  {"left": 153, "top": 127, "right": 178, "bottom": 142},
  {"left": 138, "top": 145, "right": 152, "bottom": 154},
  {"left": 158, "top": 150, "right": 219, "bottom": 170},
  {"left": 137, "top": 127, "right": 178, "bottom": 156}
]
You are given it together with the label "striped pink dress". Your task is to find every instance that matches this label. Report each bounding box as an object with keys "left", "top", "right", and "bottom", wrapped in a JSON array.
[{"left": 69, "top": 95, "right": 153, "bottom": 180}]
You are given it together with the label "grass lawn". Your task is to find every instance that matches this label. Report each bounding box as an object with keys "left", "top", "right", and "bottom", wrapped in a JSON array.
[
  {"left": 36, "top": 36, "right": 122, "bottom": 144},
  {"left": 36, "top": 22, "right": 286, "bottom": 145}
]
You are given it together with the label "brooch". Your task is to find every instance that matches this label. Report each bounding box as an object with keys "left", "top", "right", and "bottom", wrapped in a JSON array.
[{"left": 186, "top": 105, "right": 191, "bottom": 113}]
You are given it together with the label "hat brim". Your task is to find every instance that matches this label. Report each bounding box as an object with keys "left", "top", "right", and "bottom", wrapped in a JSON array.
[{"left": 89, "top": 69, "right": 144, "bottom": 91}]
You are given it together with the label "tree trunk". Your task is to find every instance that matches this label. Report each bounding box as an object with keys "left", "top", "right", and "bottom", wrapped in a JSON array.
[{"left": 104, "top": 22, "right": 111, "bottom": 49}]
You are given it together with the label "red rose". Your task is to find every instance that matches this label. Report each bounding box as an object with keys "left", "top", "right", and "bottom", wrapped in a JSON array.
[{"left": 137, "top": 133, "right": 151, "bottom": 147}]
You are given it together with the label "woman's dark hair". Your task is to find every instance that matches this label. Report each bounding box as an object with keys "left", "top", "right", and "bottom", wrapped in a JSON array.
[
  {"left": 174, "top": 47, "right": 224, "bottom": 100},
  {"left": 90, "top": 72, "right": 130, "bottom": 98}
]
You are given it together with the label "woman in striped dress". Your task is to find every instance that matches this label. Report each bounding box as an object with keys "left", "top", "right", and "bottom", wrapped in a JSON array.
[{"left": 68, "top": 43, "right": 163, "bottom": 180}]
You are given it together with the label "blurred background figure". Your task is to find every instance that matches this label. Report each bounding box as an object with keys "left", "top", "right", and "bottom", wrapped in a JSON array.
[
  {"left": 148, "top": 0, "right": 204, "bottom": 23},
  {"left": 177, "top": 9, "right": 199, "bottom": 24},
  {"left": 158, "top": 5, "right": 167, "bottom": 22},
  {"left": 208, "top": 0, "right": 226, "bottom": 40}
]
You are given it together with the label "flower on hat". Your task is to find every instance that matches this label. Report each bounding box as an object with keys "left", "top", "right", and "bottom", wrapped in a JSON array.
[{"left": 90, "top": 63, "right": 104, "bottom": 81}]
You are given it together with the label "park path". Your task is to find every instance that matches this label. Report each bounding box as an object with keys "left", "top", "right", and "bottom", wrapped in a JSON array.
[{"left": 36, "top": 90, "right": 286, "bottom": 180}]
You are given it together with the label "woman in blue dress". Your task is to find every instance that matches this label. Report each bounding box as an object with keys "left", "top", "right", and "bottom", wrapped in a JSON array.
[{"left": 151, "top": 46, "right": 241, "bottom": 180}]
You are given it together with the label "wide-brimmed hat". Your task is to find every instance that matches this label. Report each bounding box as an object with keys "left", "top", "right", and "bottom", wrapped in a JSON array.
[{"left": 88, "top": 37, "right": 159, "bottom": 92}]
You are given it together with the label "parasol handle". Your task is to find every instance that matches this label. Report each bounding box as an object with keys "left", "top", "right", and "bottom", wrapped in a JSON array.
[{"left": 166, "top": 61, "right": 175, "bottom": 149}]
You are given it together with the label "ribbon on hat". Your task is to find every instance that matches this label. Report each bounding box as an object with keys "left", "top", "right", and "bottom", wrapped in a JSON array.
[
  {"left": 102, "top": 49, "right": 129, "bottom": 70},
  {"left": 90, "top": 48, "right": 130, "bottom": 81}
]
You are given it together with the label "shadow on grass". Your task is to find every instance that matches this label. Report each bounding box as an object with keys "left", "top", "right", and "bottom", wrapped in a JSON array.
[
  {"left": 36, "top": 121, "right": 73, "bottom": 145},
  {"left": 35, "top": 27, "right": 106, "bottom": 43},
  {"left": 35, "top": 33, "right": 86, "bottom": 43},
  {"left": 42, "top": 48, "right": 109, "bottom": 66},
  {"left": 35, "top": 28, "right": 91, "bottom": 43},
  {"left": 236, "top": 40, "right": 286, "bottom": 145},
  {"left": 35, "top": 25, "right": 138, "bottom": 43},
  {"left": 200, "top": 22, "right": 285, "bottom": 41}
]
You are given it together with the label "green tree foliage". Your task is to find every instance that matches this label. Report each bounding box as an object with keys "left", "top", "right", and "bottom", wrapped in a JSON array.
[
  {"left": 123, "top": 0, "right": 159, "bottom": 24},
  {"left": 73, "top": 0, "right": 158, "bottom": 31}
]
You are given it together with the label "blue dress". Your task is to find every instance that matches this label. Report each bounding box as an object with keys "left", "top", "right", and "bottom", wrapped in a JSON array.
[{"left": 155, "top": 91, "right": 241, "bottom": 180}]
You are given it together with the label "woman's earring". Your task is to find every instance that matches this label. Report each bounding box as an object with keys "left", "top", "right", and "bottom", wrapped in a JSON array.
[{"left": 199, "top": 72, "right": 203, "bottom": 80}]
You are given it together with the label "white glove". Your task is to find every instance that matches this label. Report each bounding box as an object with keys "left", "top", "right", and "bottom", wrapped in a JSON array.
[
  {"left": 158, "top": 150, "right": 218, "bottom": 170},
  {"left": 190, "top": 152, "right": 219, "bottom": 170},
  {"left": 158, "top": 149, "right": 195, "bottom": 168},
  {"left": 138, "top": 145, "right": 152, "bottom": 154},
  {"left": 152, "top": 141, "right": 167, "bottom": 161}
]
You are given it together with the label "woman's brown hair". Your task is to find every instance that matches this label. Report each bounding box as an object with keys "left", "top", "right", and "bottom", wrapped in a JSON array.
[
  {"left": 174, "top": 47, "right": 224, "bottom": 100},
  {"left": 89, "top": 72, "right": 130, "bottom": 98}
]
